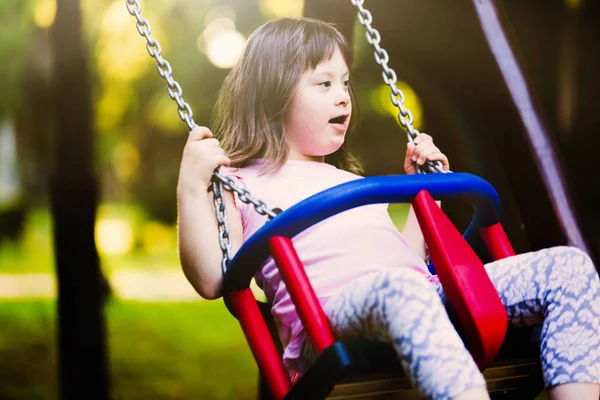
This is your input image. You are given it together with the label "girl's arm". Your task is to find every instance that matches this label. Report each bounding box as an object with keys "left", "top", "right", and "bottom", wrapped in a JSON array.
[
  {"left": 401, "top": 134, "right": 449, "bottom": 260},
  {"left": 177, "top": 126, "right": 242, "bottom": 300},
  {"left": 178, "top": 189, "right": 243, "bottom": 300}
]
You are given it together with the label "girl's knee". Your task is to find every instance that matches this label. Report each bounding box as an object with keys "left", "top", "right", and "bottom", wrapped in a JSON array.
[
  {"left": 536, "top": 246, "right": 600, "bottom": 297},
  {"left": 551, "top": 246, "right": 596, "bottom": 275},
  {"left": 553, "top": 245, "right": 590, "bottom": 258}
]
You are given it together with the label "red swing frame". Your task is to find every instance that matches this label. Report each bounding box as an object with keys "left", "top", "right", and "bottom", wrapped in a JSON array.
[{"left": 225, "top": 177, "right": 515, "bottom": 400}]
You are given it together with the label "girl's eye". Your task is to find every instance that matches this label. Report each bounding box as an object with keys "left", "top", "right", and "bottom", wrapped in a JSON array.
[
  {"left": 343, "top": 80, "right": 350, "bottom": 87},
  {"left": 319, "top": 81, "right": 331, "bottom": 88}
]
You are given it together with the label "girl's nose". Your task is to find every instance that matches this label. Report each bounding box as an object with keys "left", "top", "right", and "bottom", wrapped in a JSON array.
[{"left": 336, "top": 88, "right": 350, "bottom": 106}]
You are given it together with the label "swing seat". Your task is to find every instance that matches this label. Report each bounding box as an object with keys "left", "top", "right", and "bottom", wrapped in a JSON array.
[
  {"left": 323, "top": 329, "right": 543, "bottom": 399},
  {"left": 221, "top": 173, "right": 543, "bottom": 400},
  {"left": 250, "top": 303, "right": 543, "bottom": 399},
  {"left": 251, "top": 302, "right": 542, "bottom": 399}
]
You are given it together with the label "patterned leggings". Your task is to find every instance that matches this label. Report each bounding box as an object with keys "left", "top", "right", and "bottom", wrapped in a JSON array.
[{"left": 296, "top": 246, "right": 600, "bottom": 399}]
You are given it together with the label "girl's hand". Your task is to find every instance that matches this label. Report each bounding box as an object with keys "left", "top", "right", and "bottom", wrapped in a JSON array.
[
  {"left": 403, "top": 133, "right": 450, "bottom": 175},
  {"left": 178, "top": 126, "right": 231, "bottom": 195}
]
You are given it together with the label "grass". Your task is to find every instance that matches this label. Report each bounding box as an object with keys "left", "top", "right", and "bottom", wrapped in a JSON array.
[
  {"left": 0, "top": 299, "right": 257, "bottom": 400},
  {"left": 0, "top": 300, "right": 57, "bottom": 400}
]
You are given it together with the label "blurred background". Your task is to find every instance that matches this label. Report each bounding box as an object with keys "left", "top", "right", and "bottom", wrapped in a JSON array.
[{"left": 0, "top": 0, "right": 598, "bottom": 399}]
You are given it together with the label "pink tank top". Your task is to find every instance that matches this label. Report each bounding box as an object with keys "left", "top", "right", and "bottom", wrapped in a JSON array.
[{"left": 222, "top": 159, "right": 432, "bottom": 367}]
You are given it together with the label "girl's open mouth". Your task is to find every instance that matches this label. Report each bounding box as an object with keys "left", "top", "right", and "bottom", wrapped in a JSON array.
[{"left": 328, "top": 114, "right": 348, "bottom": 125}]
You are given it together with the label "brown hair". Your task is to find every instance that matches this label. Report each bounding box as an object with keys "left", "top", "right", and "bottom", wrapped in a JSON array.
[{"left": 212, "top": 17, "right": 363, "bottom": 175}]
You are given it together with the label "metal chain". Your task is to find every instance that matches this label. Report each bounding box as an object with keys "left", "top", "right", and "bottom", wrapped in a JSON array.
[
  {"left": 126, "top": 0, "right": 278, "bottom": 273},
  {"left": 210, "top": 180, "right": 232, "bottom": 274},
  {"left": 213, "top": 172, "right": 279, "bottom": 219},
  {"left": 351, "top": 0, "right": 447, "bottom": 174},
  {"left": 125, "top": 0, "right": 195, "bottom": 130}
]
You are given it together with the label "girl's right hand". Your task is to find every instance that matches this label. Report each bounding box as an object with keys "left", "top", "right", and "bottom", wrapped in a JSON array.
[
  {"left": 178, "top": 126, "right": 231, "bottom": 195},
  {"left": 403, "top": 133, "right": 449, "bottom": 175}
]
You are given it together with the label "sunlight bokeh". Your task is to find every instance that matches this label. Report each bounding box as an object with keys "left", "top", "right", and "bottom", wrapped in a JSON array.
[
  {"left": 96, "top": 84, "right": 134, "bottom": 132},
  {"left": 205, "top": 29, "right": 246, "bottom": 69},
  {"left": 369, "top": 83, "right": 423, "bottom": 130},
  {"left": 95, "top": 218, "right": 135, "bottom": 256},
  {"left": 33, "top": 0, "right": 57, "bottom": 29},
  {"left": 204, "top": 4, "right": 237, "bottom": 27},
  {"left": 259, "top": 0, "right": 304, "bottom": 18},
  {"left": 96, "top": 1, "right": 156, "bottom": 84},
  {"left": 142, "top": 221, "right": 176, "bottom": 255},
  {"left": 198, "top": 8, "right": 246, "bottom": 70},
  {"left": 112, "top": 141, "right": 141, "bottom": 183},
  {"left": 148, "top": 94, "right": 186, "bottom": 134}
]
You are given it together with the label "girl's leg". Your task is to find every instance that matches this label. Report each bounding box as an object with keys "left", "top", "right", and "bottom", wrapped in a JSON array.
[
  {"left": 309, "top": 269, "right": 486, "bottom": 400},
  {"left": 483, "top": 246, "right": 600, "bottom": 396}
]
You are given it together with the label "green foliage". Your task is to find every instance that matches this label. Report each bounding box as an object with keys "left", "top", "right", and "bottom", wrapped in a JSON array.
[
  {"left": 388, "top": 203, "right": 410, "bottom": 231},
  {"left": 0, "top": 204, "right": 411, "bottom": 274},
  {"left": 0, "top": 299, "right": 257, "bottom": 400},
  {"left": 0, "top": 204, "right": 178, "bottom": 274},
  {"left": 0, "top": 208, "right": 54, "bottom": 273},
  {"left": 0, "top": 0, "right": 35, "bottom": 118}
]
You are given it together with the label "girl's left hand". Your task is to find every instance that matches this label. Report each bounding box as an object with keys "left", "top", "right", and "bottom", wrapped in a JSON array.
[{"left": 403, "top": 133, "right": 450, "bottom": 174}]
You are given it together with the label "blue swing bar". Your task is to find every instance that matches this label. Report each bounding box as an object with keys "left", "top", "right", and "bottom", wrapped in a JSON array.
[
  {"left": 223, "top": 173, "right": 514, "bottom": 400},
  {"left": 223, "top": 173, "right": 503, "bottom": 292}
]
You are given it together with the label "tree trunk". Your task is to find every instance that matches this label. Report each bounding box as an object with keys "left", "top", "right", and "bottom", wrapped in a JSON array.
[{"left": 50, "top": 0, "right": 109, "bottom": 398}]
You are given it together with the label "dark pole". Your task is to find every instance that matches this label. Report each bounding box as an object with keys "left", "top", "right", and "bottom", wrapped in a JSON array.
[
  {"left": 472, "top": 0, "right": 591, "bottom": 256},
  {"left": 50, "top": 0, "right": 109, "bottom": 399}
]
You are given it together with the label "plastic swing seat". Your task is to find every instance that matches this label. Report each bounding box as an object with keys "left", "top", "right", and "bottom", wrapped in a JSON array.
[{"left": 221, "top": 173, "right": 544, "bottom": 400}]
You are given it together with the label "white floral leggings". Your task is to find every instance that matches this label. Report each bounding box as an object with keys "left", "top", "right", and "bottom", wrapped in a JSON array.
[{"left": 294, "top": 246, "right": 600, "bottom": 400}]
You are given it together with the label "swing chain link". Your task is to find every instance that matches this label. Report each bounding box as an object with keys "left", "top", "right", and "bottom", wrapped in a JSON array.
[
  {"left": 211, "top": 172, "right": 278, "bottom": 274},
  {"left": 213, "top": 172, "right": 279, "bottom": 219},
  {"left": 126, "top": 0, "right": 279, "bottom": 274},
  {"left": 211, "top": 180, "right": 232, "bottom": 274},
  {"left": 351, "top": 0, "right": 446, "bottom": 174},
  {"left": 125, "top": 0, "right": 195, "bottom": 130}
]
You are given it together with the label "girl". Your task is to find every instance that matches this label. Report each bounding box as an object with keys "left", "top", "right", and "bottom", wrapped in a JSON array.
[{"left": 177, "top": 17, "right": 600, "bottom": 400}]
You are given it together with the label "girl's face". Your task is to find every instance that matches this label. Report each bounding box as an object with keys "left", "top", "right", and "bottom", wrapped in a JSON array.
[{"left": 283, "top": 47, "right": 351, "bottom": 162}]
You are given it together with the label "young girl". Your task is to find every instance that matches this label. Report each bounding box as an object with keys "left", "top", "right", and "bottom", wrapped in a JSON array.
[{"left": 177, "top": 17, "right": 600, "bottom": 400}]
